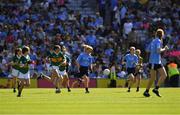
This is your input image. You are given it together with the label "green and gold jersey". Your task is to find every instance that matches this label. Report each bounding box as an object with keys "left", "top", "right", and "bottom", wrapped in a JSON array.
[
  {"left": 12, "top": 55, "right": 21, "bottom": 70},
  {"left": 138, "top": 56, "right": 143, "bottom": 65},
  {"left": 59, "top": 53, "right": 71, "bottom": 71},
  {"left": 49, "top": 52, "right": 65, "bottom": 66},
  {"left": 19, "top": 55, "right": 31, "bottom": 74},
  {"left": 136, "top": 56, "right": 143, "bottom": 71},
  {"left": 59, "top": 57, "right": 67, "bottom": 71}
]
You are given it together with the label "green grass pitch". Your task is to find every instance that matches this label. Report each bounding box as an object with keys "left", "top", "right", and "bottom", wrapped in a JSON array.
[{"left": 0, "top": 88, "right": 180, "bottom": 115}]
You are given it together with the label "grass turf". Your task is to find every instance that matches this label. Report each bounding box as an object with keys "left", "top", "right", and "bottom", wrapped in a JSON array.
[{"left": 0, "top": 88, "right": 180, "bottom": 115}]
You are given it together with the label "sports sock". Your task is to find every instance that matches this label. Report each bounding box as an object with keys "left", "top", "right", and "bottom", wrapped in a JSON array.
[
  {"left": 67, "top": 86, "right": 70, "bottom": 90},
  {"left": 145, "top": 89, "right": 149, "bottom": 92},
  {"left": 155, "top": 86, "right": 159, "bottom": 90},
  {"left": 85, "top": 87, "right": 89, "bottom": 92},
  {"left": 137, "top": 87, "right": 139, "bottom": 90}
]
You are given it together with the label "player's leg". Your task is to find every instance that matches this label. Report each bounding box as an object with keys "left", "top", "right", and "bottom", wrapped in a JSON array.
[
  {"left": 53, "top": 69, "right": 63, "bottom": 93},
  {"left": 39, "top": 70, "right": 53, "bottom": 82},
  {"left": 17, "top": 71, "right": 30, "bottom": 97},
  {"left": 17, "top": 72, "right": 25, "bottom": 97},
  {"left": 39, "top": 68, "right": 58, "bottom": 87},
  {"left": 156, "top": 67, "right": 167, "bottom": 88},
  {"left": 17, "top": 78, "right": 30, "bottom": 97},
  {"left": 63, "top": 73, "right": 71, "bottom": 92},
  {"left": 40, "top": 73, "right": 52, "bottom": 82},
  {"left": 71, "top": 80, "right": 78, "bottom": 88},
  {"left": 12, "top": 77, "right": 17, "bottom": 92},
  {"left": 71, "top": 74, "right": 83, "bottom": 88},
  {"left": 51, "top": 66, "right": 62, "bottom": 93},
  {"left": 11, "top": 69, "right": 19, "bottom": 93},
  {"left": 152, "top": 66, "right": 167, "bottom": 97},
  {"left": 136, "top": 74, "right": 141, "bottom": 92},
  {"left": 143, "top": 69, "right": 156, "bottom": 97},
  {"left": 55, "top": 75, "right": 63, "bottom": 93},
  {"left": 24, "top": 78, "right": 30, "bottom": 87},
  {"left": 52, "top": 71, "right": 59, "bottom": 93},
  {"left": 17, "top": 78, "right": 25, "bottom": 97},
  {"left": 127, "top": 73, "right": 135, "bottom": 92},
  {"left": 82, "top": 75, "right": 90, "bottom": 93}
]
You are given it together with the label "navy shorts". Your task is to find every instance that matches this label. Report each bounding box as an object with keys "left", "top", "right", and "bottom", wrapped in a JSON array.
[
  {"left": 78, "top": 66, "right": 89, "bottom": 78},
  {"left": 127, "top": 68, "right": 136, "bottom": 75},
  {"left": 148, "top": 63, "right": 163, "bottom": 70}
]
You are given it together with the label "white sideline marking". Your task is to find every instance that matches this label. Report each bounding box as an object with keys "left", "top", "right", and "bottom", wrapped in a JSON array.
[{"left": 0, "top": 113, "right": 180, "bottom": 115}]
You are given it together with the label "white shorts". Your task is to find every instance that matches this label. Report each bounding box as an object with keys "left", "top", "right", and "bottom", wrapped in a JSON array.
[
  {"left": 11, "top": 68, "right": 19, "bottom": 77},
  {"left": 52, "top": 66, "right": 60, "bottom": 72},
  {"left": 52, "top": 66, "right": 66, "bottom": 76},
  {"left": 19, "top": 71, "right": 30, "bottom": 79},
  {"left": 59, "top": 70, "right": 67, "bottom": 76},
  {"left": 47, "top": 66, "right": 53, "bottom": 72}
]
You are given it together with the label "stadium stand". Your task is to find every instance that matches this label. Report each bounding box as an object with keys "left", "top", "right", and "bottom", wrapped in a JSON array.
[{"left": 0, "top": 0, "right": 179, "bottom": 80}]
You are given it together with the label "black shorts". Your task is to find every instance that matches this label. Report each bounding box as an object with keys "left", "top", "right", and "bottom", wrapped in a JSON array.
[
  {"left": 127, "top": 68, "right": 136, "bottom": 75},
  {"left": 148, "top": 63, "right": 163, "bottom": 70},
  {"left": 134, "top": 71, "right": 142, "bottom": 77},
  {"left": 78, "top": 66, "right": 89, "bottom": 78}
]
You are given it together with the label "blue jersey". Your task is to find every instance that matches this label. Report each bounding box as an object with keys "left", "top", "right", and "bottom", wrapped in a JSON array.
[
  {"left": 124, "top": 53, "right": 138, "bottom": 68},
  {"left": 147, "top": 38, "right": 162, "bottom": 64},
  {"left": 77, "top": 52, "right": 94, "bottom": 67}
]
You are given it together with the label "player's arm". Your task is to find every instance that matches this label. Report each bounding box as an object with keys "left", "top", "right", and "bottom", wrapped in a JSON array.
[
  {"left": 89, "top": 57, "right": 94, "bottom": 72},
  {"left": 61, "top": 59, "right": 67, "bottom": 66},
  {"left": 122, "top": 55, "right": 126, "bottom": 65},
  {"left": 76, "top": 55, "right": 81, "bottom": 72},
  {"left": 134, "top": 56, "right": 139, "bottom": 66},
  {"left": 60, "top": 54, "right": 67, "bottom": 66},
  {"left": 76, "top": 61, "right": 80, "bottom": 72},
  {"left": 158, "top": 46, "right": 169, "bottom": 53},
  {"left": 10, "top": 57, "right": 18, "bottom": 66},
  {"left": 19, "top": 62, "right": 26, "bottom": 68},
  {"left": 157, "top": 41, "right": 169, "bottom": 53}
]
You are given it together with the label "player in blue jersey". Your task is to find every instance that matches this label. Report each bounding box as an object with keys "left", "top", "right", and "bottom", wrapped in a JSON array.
[
  {"left": 123, "top": 47, "right": 138, "bottom": 92},
  {"left": 76, "top": 44, "right": 94, "bottom": 93},
  {"left": 143, "top": 29, "right": 169, "bottom": 97}
]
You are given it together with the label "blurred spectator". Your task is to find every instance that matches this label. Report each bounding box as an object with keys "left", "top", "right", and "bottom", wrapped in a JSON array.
[
  {"left": 123, "top": 19, "right": 133, "bottom": 39},
  {"left": 167, "top": 59, "right": 180, "bottom": 87}
]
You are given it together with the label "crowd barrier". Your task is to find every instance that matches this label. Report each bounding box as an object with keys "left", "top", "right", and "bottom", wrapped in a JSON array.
[{"left": 0, "top": 78, "right": 151, "bottom": 88}]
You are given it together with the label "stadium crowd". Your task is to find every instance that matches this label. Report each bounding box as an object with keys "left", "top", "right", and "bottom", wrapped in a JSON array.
[{"left": 0, "top": 0, "right": 179, "bottom": 79}]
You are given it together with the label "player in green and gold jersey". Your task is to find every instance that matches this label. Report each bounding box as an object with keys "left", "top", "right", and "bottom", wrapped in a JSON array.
[
  {"left": 10, "top": 48, "right": 22, "bottom": 93},
  {"left": 60, "top": 45, "right": 71, "bottom": 92},
  {"left": 135, "top": 49, "right": 143, "bottom": 92},
  {"left": 17, "top": 46, "right": 31, "bottom": 97},
  {"left": 40, "top": 45, "right": 66, "bottom": 93}
]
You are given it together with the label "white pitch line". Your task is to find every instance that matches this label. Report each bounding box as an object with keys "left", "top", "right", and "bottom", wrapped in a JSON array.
[{"left": 0, "top": 113, "right": 180, "bottom": 115}]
